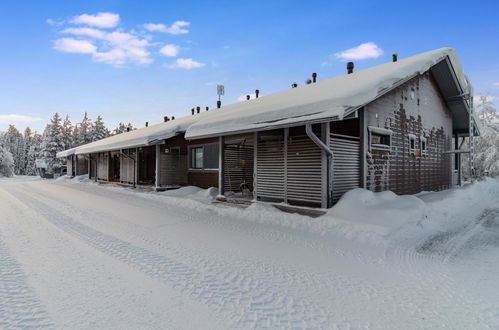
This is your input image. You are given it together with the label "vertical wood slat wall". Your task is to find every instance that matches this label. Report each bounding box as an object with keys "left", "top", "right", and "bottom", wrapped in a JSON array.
[
  {"left": 223, "top": 144, "right": 254, "bottom": 193},
  {"left": 96, "top": 152, "right": 109, "bottom": 181},
  {"left": 120, "top": 149, "right": 135, "bottom": 184},
  {"left": 256, "top": 128, "right": 322, "bottom": 206},
  {"left": 286, "top": 135, "right": 322, "bottom": 205},
  {"left": 256, "top": 130, "right": 285, "bottom": 202},
  {"left": 331, "top": 134, "right": 361, "bottom": 203}
]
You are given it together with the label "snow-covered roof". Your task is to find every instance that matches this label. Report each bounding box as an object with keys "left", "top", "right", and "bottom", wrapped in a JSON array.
[
  {"left": 73, "top": 111, "right": 213, "bottom": 155},
  {"left": 185, "top": 47, "right": 469, "bottom": 139},
  {"left": 56, "top": 147, "right": 77, "bottom": 158},
  {"left": 63, "top": 47, "right": 471, "bottom": 155}
]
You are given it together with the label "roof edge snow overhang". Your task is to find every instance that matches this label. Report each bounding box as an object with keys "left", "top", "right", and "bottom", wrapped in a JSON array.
[
  {"left": 73, "top": 131, "right": 179, "bottom": 155},
  {"left": 56, "top": 147, "right": 77, "bottom": 158},
  {"left": 430, "top": 57, "right": 480, "bottom": 136}
]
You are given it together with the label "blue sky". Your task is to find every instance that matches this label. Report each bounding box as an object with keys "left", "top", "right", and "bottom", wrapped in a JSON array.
[{"left": 1, "top": 0, "right": 498, "bottom": 132}]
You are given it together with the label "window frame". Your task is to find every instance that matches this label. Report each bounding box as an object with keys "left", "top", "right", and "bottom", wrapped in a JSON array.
[
  {"left": 188, "top": 143, "right": 219, "bottom": 171},
  {"left": 408, "top": 134, "right": 417, "bottom": 155},
  {"left": 368, "top": 126, "right": 392, "bottom": 151},
  {"left": 420, "top": 136, "right": 428, "bottom": 157}
]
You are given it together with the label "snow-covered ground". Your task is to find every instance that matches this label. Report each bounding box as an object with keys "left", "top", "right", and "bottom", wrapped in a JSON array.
[{"left": 1, "top": 176, "right": 499, "bottom": 329}]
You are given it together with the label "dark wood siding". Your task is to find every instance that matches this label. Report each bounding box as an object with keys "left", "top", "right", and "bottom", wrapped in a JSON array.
[
  {"left": 75, "top": 155, "right": 88, "bottom": 176},
  {"left": 186, "top": 137, "right": 220, "bottom": 188},
  {"left": 160, "top": 135, "right": 188, "bottom": 186}
]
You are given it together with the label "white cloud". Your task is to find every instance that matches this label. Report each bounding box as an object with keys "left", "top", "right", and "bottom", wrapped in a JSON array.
[
  {"left": 71, "top": 12, "right": 120, "bottom": 28},
  {"left": 61, "top": 27, "right": 106, "bottom": 39},
  {"left": 237, "top": 93, "right": 258, "bottom": 101},
  {"left": 0, "top": 115, "right": 42, "bottom": 123},
  {"left": 493, "top": 82, "right": 499, "bottom": 88},
  {"left": 167, "top": 58, "right": 204, "bottom": 69},
  {"left": 334, "top": 42, "right": 383, "bottom": 60},
  {"left": 144, "top": 21, "right": 190, "bottom": 34},
  {"left": 56, "top": 28, "right": 153, "bottom": 66},
  {"left": 159, "top": 44, "right": 180, "bottom": 57},
  {"left": 53, "top": 38, "right": 97, "bottom": 54}
]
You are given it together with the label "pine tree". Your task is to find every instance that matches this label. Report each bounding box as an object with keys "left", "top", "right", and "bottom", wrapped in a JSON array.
[
  {"left": 24, "top": 128, "right": 41, "bottom": 176},
  {"left": 0, "top": 145, "right": 14, "bottom": 177},
  {"left": 91, "top": 115, "right": 109, "bottom": 141},
  {"left": 75, "top": 112, "right": 93, "bottom": 146},
  {"left": 40, "top": 113, "right": 65, "bottom": 174},
  {"left": 4, "top": 125, "right": 25, "bottom": 175},
  {"left": 62, "top": 115, "right": 74, "bottom": 149}
]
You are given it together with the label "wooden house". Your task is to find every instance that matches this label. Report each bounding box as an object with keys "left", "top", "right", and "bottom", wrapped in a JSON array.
[{"left": 57, "top": 47, "right": 479, "bottom": 209}]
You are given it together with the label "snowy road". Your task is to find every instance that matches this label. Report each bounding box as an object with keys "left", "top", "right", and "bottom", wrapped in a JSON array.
[{"left": 1, "top": 177, "right": 499, "bottom": 329}]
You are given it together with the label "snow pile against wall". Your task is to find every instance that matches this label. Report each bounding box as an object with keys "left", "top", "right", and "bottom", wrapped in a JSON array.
[{"left": 185, "top": 48, "right": 468, "bottom": 139}]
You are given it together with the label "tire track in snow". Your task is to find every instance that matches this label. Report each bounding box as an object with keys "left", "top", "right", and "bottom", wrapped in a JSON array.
[
  {"left": 0, "top": 237, "right": 54, "bottom": 329},
  {"left": 9, "top": 184, "right": 331, "bottom": 328}
]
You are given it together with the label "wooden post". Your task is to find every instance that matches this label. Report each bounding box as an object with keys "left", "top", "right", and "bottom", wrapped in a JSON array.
[
  {"left": 359, "top": 107, "right": 367, "bottom": 188},
  {"left": 155, "top": 144, "right": 161, "bottom": 189},
  {"left": 134, "top": 148, "right": 139, "bottom": 188},
  {"left": 284, "top": 127, "right": 289, "bottom": 204},
  {"left": 253, "top": 132, "right": 258, "bottom": 201},
  {"left": 218, "top": 136, "right": 225, "bottom": 196}
]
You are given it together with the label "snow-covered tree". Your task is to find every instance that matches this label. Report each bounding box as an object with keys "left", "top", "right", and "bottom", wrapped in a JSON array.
[
  {"left": 39, "top": 113, "right": 65, "bottom": 174},
  {"left": 462, "top": 96, "right": 499, "bottom": 179},
  {"left": 0, "top": 145, "right": 14, "bottom": 177},
  {"left": 90, "top": 115, "right": 109, "bottom": 141},
  {"left": 75, "top": 112, "right": 93, "bottom": 146},
  {"left": 25, "top": 128, "right": 42, "bottom": 176},
  {"left": 61, "top": 115, "right": 74, "bottom": 150},
  {"left": 3, "top": 125, "right": 25, "bottom": 175},
  {"left": 112, "top": 122, "right": 134, "bottom": 135}
]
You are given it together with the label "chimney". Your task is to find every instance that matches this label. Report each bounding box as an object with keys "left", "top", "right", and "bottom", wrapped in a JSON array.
[
  {"left": 206, "top": 106, "right": 209, "bottom": 111},
  {"left": 145, "top": 122, "right": 148, "bottom": 127},
  {"left": 246, "top": 95, "right": 250, "bottom": 100},
  {"left": 126, "top": 127, "right": 130, "bottom": 132},
  {"left": 255, "top": 89, "right": 259, "bottom": 98},
  {"left": 312, "top": 72, "right": 317, "bottom": 83},
  {"left": 171, "top": 116, "right": 175, "bottom": 120},
  {"left": 347, "top": 62, "right": 354, "bottom": 74},
  {"left": 196, "top": 106, "right": 200, "bottom": 114},
  {"left": 392, "top": 53, "right": 398, "bottom": 62},
  {"left": 217, "top": 100, "right": 221, "bottom": 108},
  {"left": 191, "top": 108, "right": 195, "bottom": 115},
  {"left": 291, "top": 82, "right": 298, "bottom": 88},
  {"left": 164, "top": 116, "right": 169, "bottom": 122}
]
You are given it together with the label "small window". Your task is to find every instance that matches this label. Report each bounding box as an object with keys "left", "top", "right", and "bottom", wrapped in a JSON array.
[
  {"left": 189, "top": 143, "right": 219, "bottom": 170},
  {"left": 368, "top": 126, "right": 392, "bottom": 150},
  {"left": 191, "top": 147, "right": 204, "bottom": 169},
  {"left": 421, "top": 136, "right": 427, "bottom": 156},
  {"left": 408, "top": 134, "right": 416, "bottom": 155}
]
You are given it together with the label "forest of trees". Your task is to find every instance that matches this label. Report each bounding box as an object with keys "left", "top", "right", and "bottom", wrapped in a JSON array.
[{"left": 0, "top": 113, "right": 134, "bottom": 177}]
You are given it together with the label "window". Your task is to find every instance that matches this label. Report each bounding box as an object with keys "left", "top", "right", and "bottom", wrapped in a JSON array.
[
  {"left": 421, "top": 136, "right": 427, "bottom": 156},
  {"left": 189, "top": 143, "right": 219, "bottom": 170},
  {"left": 368, "top": 126, "right": 392, "bottom": 150},
  {"left": 191, "top": 147, "right": 204, "bottom": 169},
  {"left": 408, "top": 134, "right": 416, "bottom": 155}
]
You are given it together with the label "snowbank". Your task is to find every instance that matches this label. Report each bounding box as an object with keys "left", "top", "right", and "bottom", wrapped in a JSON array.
[{"left": 58, "top": 176, "right": 499, "bottom": 248}]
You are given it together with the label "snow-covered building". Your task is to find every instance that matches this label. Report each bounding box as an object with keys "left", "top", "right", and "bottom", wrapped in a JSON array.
[{"left": 57, "top": 47, "right": 480, "bottom": 208}]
